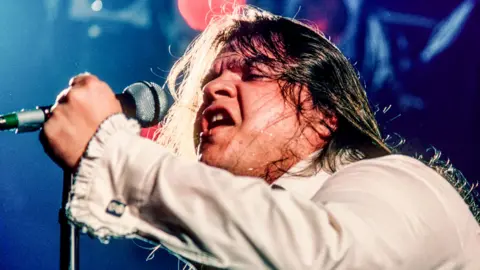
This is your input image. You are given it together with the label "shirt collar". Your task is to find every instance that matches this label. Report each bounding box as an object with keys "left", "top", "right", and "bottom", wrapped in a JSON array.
[{"left": 270, "top": 151, "right": 331, "bottom": 199}]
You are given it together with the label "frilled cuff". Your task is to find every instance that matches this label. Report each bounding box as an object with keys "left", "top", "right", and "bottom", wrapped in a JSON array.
[{"left": 65, "top": 113, "right": 141, "bottom": 243}]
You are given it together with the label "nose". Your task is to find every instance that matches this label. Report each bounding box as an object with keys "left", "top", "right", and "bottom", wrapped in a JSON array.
[{"left": 202, "top": 75, "right": 237, "bottom": 103}]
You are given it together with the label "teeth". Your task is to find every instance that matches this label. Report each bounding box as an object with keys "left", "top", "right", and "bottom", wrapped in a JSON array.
[{"left": 212, "top": 113, "right": 224, "bottom": 123}]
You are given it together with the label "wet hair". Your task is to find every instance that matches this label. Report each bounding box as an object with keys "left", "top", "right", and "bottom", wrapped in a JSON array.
[
  {"left": 157, "top": 5, "right": 479, "bottom": 222},
  {"left": 219, "top": 15, "right": 394, "bottom": 173},
  {"left": 159, "top": 5, "right": 389, "bottom": 171}
]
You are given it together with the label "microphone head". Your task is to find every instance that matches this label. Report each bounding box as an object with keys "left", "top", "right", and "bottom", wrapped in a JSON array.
[{"left": 122, "top": 81, "right": 171, "bottom": 127}]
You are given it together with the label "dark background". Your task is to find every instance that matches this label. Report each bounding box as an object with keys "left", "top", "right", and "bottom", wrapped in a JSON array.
[{"left": 0, "top": 0, "right": 478, "bottom": 269}]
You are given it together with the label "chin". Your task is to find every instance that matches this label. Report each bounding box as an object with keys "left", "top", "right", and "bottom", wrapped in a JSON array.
[
  {"left": 198, "top": 143, "right": 232, "bottom": 167},
  {"left": 199, "top": 150, "right": 223, "bottom": 168},
  {"left": 198, "top": 152, "right": 239, "bottom": 174}
]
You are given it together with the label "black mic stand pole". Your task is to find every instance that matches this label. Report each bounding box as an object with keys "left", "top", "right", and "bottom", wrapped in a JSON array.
[
  {"left": 59, "top": 170, "right": 79, "bottom": 270},
  {"left": 1, "top": 107, "right": 80, "bottom": 269}
]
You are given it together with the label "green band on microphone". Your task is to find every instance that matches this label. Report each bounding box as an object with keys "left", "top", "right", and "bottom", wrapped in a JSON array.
[{"left": 0, "top": 113, "right": 19, "bottom": 131}]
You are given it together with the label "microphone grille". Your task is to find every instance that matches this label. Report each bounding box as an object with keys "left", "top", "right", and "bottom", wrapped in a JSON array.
[{"left": 122, "top": 81, "right": 171, "bottom": 127}]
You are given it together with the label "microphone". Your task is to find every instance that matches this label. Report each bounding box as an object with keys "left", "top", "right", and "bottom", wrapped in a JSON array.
[{"left": 0, "top": 81, "right": 171, "bottom": 133}]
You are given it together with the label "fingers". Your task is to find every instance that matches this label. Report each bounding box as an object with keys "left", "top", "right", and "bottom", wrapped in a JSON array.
[
  {"left": 41, "top": 101, "right": 92, "bottom": 169},
  {"left": 54, "top": 73, "right": 107, "bottom": 115},
  {"left": 52, "top": 87, "right": 70, "bottom": 111},
  {"left": 40, "top": 106, "right": 71, "bottom": 169},
  {"left": 54, "top": 73, "right": 99, "bottom": 109},
  {"left": 69, "top": 72, "right": 98, "bottom": 87},
  {"left": 42, "top": 72, "right": 121, "bottom": 169},
  {"left": 66, "top": 73, "right": 111, "bottom": 102}
]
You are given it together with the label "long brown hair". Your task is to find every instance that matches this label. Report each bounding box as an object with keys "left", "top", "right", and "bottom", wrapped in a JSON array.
[
  {"left": 157, "top": 5, "right": 479, "bottom": 222},
  {"left": 158, "top": 5, "right": 390, "bottom": 168}
]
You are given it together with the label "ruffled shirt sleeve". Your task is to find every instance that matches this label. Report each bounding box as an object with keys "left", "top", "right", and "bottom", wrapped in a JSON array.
[{"left": 65, "top": 114, "right": 480, "bottom": 269}]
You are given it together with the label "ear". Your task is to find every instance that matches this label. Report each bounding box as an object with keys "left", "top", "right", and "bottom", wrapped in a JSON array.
[
  {"left": 306, "top": 112, "right": 337, "bottom": 140},
  {"left": 321, "top": 113, "right": 338, "bottom": 136},
  {"left": 294, "top": 86, "right": 338, "bottom": 139},
  {"left": 298, "top": 109, "right": 338, "bottom": 150}
]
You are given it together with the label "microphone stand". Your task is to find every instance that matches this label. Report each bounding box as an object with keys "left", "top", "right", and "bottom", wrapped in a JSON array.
[{"left": 59, "top": 170, "right": 79, "bottom": 270}]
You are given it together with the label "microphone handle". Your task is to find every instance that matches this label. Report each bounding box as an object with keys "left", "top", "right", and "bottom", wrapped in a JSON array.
[
  {"left": 0, "top": 106, "right": 53, "bottom": 133},
  {"left": 0, "top": 93, "right": 135, "bottom": 133}
]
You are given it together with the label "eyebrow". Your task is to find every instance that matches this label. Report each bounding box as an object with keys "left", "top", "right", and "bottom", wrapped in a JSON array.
[{"left": 201, "top": 57, "right": 248, "bottom": 87}]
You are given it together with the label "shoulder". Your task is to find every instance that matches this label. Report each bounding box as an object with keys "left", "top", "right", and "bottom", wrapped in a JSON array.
[
  {"left": 317, "top": 154, "right": 465, "bottom": 220},
  {"left": 313, "top": 156, "right": 479, "bottom": 266},
  {"left": 325, "top": 154, "right": 443, "bottom": 190},
  {"left": 339, "top": 154, "right": 435, "bottom": 177}
]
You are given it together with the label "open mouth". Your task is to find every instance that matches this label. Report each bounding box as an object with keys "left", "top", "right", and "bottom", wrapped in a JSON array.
[{"left": 203, "top": 107, "right": 236, "bottom": 133}]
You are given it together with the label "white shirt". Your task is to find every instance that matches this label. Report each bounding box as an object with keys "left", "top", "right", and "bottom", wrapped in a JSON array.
[{"left": 67, "top": 114, "right": 480, "bottom": 269}]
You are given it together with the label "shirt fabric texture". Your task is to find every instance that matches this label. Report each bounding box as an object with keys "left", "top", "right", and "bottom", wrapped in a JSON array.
[{"left": 66, "top": 114, "right": 480, "bottom": 269}]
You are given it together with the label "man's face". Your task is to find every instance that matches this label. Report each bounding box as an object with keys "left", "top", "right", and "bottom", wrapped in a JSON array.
[{"left": 194, "top": 52, "right": 325, "bottom": 182}]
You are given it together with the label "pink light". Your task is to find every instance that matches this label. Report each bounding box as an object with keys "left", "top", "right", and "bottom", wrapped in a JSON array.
[{"left": 178, "top": 0, "right": 247, "bottom": 31}]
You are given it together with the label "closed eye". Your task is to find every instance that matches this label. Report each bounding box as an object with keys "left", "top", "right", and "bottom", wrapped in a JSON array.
[
  {"left": 242, "top": 72, "right": 271, "bottom": 82},
  {"left": 243, "top": 73, "right": 263, "bottom": 80},
  {"left": 242, "top": 60, "right": 272, "bottom": 82}
]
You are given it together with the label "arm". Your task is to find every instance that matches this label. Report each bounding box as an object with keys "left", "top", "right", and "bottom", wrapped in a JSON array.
[
  {"left": 68, "top": 114, "right": 344, "bottom": 268},
  {"left": 67, "top": 114, "right": 464, "bottom": 269}
]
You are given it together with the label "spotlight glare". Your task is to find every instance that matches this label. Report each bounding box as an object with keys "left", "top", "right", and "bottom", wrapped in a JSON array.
[
  {"left": 88, "top": 24, "right": 102, "bottom": 38},
  {"left": 91, "top": 0, "right": 103, "bottom": 12}
]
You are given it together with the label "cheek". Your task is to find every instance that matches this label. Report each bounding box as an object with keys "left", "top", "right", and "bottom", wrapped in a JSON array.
[
  {"left": 248, "top": 106, "right": 298, "bottom": 134},
  {"left": 239, "top": 113, "right": 299, "bottom": 150},
  {"left": 242, "top": 96, "right": 296, "bottom": 129},
  {"left": 237, "top": 86, "right": 300, "bottom": 144}
]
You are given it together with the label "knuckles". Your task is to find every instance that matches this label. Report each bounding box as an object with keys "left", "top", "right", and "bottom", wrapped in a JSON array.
[
  {"left": 70, "top": 73, "right": 99, "bottom": 87},
  {"left": 42, "top": 73, "right": 115, "bottom": 169},
  {"left": 81, "top": 74, "right": 99, "bottom": 86},
  {"left": 66, "top": 88, "right": 87, "bottom": 104},
  {"left": 43, "top": 111, "right": 63, "bottom": 136},
  {"left": 66, "top": 76, "right": 108, "bottom": 105}
]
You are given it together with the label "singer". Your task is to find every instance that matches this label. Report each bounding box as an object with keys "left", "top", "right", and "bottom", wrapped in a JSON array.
[{"left": 40, "top": 5, "right": 480, "bottom": 269}]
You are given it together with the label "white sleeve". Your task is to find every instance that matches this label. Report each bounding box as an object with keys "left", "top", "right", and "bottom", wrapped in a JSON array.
[{"left": 66, "top": 114, "right": 466, "bottom": 269}]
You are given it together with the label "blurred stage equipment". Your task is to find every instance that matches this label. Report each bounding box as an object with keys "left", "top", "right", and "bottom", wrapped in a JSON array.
[{"left": 69, "top": 0, "right": 152, "bottom": 28}]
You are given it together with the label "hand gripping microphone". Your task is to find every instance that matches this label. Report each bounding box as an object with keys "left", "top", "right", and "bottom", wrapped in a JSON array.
[{"left": 0, "top": 81, "right": 171, "bottom": 133}]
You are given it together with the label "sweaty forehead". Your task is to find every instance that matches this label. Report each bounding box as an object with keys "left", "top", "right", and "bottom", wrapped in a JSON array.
[
  {"left": 209, "top": 52, "right": 283, "bottom": 78},
  {"left": 204, "top": 38, "right": 293, "bottom": 82},
  {"left": 225, "top": 39, "right": 279, "bottom": 58},
  {"left": 215, "top": 51, "right": 243, "bottom": 62},
  {"left": 214, "top": 42, "right": 286, "bottom": 69},
  {"left": 209, "top": 52, "right": 245, "bottom": 73}
]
